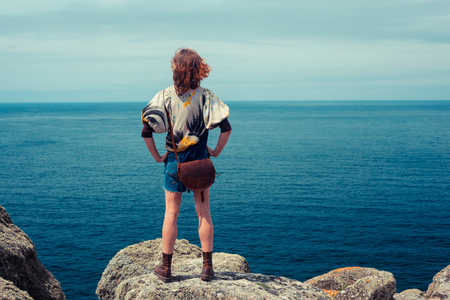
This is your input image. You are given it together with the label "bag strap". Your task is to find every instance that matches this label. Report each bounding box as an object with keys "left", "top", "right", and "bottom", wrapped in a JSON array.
[{"left": 164, "top": 90, "right": 180, "bottom": 166}]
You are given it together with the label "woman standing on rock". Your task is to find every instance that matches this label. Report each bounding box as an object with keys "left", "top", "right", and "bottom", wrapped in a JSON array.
[{"left": 141, "top": 48, "right": 232, "bottom": 282}]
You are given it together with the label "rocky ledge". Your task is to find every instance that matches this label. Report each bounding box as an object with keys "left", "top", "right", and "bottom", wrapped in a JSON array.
[
  {"left": 96, "top": 238, "right": 450, "bottom": 300},
  {"left": 0, "top": 205, "right": 65, "bottom": 300},
  {"left": 96, "top": 239, "right": 330, "bottom": 300},
  {"left": 1, "top": 204, "right": 449, "bottom": 300}
]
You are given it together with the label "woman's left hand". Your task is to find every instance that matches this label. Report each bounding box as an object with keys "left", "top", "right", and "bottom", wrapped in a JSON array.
[
  {"left": 156, "top": 151, "right": 169, "bottom": 163},
  {"left": 144, "top": 137, "right": 169, "bottom": 163}
]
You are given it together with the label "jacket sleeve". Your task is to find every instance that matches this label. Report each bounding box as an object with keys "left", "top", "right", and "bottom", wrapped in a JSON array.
[
  {"left": 218, "top": 118, "right": 232, "bottom": 133},
  {"left": 141, "top": 123, "right": 154, "bottom": 138},
  {"left": 202, "top": 89, "right": 230, "bottom": 130},
  {"left": 141, "top": 90, "right": 169, "bottom": 134}
]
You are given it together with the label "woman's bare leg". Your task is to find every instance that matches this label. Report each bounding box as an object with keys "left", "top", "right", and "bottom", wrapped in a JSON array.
[
  {"left": 194, "top": 188, "right": 213, "bottom": 252},
  {"left": 162, "top": 190, "right": 182, "bottom": 254}
]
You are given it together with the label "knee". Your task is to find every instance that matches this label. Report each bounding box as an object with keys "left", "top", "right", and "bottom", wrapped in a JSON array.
[
  {"left": 196, "top": 209, "right": 211, "bottom": 220},
  {"left": 164, "top": 210, "right": 179, "bottom": 222}
]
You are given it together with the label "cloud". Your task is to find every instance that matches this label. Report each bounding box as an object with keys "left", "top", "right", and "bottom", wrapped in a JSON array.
[
  {"left": 0, "top": 0, "right": 449, "bottom": 101},
  {"left": 0, "top": 0, "right": 132, "bottom": 15}
]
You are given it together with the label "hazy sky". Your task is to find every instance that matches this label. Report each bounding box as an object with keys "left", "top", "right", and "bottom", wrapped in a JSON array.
[{"left": 1, "top": 0, "right": 449, "bottom": 102}]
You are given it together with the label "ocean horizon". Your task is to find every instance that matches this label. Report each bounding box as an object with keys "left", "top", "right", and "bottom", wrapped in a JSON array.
[{"left": 1, "top": 100, "right": 449, "bottom": 299}]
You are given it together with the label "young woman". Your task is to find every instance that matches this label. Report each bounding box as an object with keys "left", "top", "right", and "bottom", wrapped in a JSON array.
[{"left": 141, "top": 48, "right": 231, "bottom": 282}]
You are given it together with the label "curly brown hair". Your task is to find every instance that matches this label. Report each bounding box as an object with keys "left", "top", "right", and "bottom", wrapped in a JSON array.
[{"left": 171, "top": 48, "right": 211, "bottom": 96}]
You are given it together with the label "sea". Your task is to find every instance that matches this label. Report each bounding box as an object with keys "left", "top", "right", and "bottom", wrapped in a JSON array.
[{"left": 0, "top": 100, "right": 449, "bottom": 299}]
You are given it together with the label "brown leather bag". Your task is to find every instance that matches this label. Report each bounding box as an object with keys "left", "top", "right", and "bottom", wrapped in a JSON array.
[
  {"left": 165, "top": 101, "right": 216, "bottom": 194},
  {"left": 178, "top": 158, "right": 216, "bottom": 192}
]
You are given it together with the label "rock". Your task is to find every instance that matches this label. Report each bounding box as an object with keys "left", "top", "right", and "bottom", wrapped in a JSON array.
[
  {"left": 115, "top": 272, "right": 331, "bottom": 300},
  {"left": 96, "top": 239, "right": 330, "bottom": 300},
  {"left": 426, "top": 265, "right": 450, "bottom": 299},
  {"left": 0, "top": 205, "right": 65, "bottom": 300},
  {"left": 394, "top": 289, "right": 426, "bottom": 300},
  {"left": 305, "top": 267, "right": 396, "bottom": 299},
  {"left": 0, "top": 277, "right": 33, "bottom": 300},
  {"left": 96, "top": 238, "right": 251, "bottom": 299}
]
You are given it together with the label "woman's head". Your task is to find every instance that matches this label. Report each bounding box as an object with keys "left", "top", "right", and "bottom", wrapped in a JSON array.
[{"left": 171, "top": 48, "right": 211, "bottom": 96}]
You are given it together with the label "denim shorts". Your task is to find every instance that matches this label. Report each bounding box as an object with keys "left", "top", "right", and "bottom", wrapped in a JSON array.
[{"left": 164, "top": 148, "right": 209, "bottom": 193}]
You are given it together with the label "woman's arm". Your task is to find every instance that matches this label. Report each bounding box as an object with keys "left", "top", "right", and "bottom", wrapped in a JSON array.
[
  {"left": 207, "top": 130, "right": 231, "bottom": 158},
  {"left": 144, "top": 137, "right": 168, "bottom": 163}
]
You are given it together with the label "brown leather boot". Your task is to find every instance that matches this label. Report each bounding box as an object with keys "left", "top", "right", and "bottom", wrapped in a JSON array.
[
  {"left": 154, "top": 253, "right": 172, "bottom": 283},
  {"left": 200, "top": 251, "right": 214, "bottom": 281}
]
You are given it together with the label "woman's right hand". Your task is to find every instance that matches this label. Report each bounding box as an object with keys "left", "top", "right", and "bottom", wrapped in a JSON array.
[
  {"left": 207, "top": 130, "right": 231, "bottom": 158},
  {"left": 207, "top": 146, "right": 217, "bottom": 157}
]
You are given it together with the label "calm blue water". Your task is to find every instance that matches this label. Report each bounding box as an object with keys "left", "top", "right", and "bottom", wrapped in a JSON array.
[{"left": 1, "top": 101, "right": 449, "bottom": 299}]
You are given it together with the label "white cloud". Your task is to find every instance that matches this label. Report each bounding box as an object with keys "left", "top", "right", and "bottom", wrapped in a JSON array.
[
  {"left": 0, "top": 0, "right": 132, "bottom": 15},
  {"left": 0, "top": 35, "right": 169, "bottom": 58},
  {"left": 1, "top": 0, "right": 449, "bottom": 100}
]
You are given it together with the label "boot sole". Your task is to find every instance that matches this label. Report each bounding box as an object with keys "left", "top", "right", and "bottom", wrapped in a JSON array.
[
  {"left": 154, "top": 270, "right": 172, "bottom": 283},
  {"left": 201, "top": 274, "right": 214, "bottom": 281}
]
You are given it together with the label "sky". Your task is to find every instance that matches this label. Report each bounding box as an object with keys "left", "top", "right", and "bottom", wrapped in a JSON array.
[{"left": 1, "top": 0, "right": 449, "bottom": 102}]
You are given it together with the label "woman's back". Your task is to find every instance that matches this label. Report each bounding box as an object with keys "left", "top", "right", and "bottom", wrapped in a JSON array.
[{"left": 142, "top": 85, "right": 229, "bottom": 152}]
